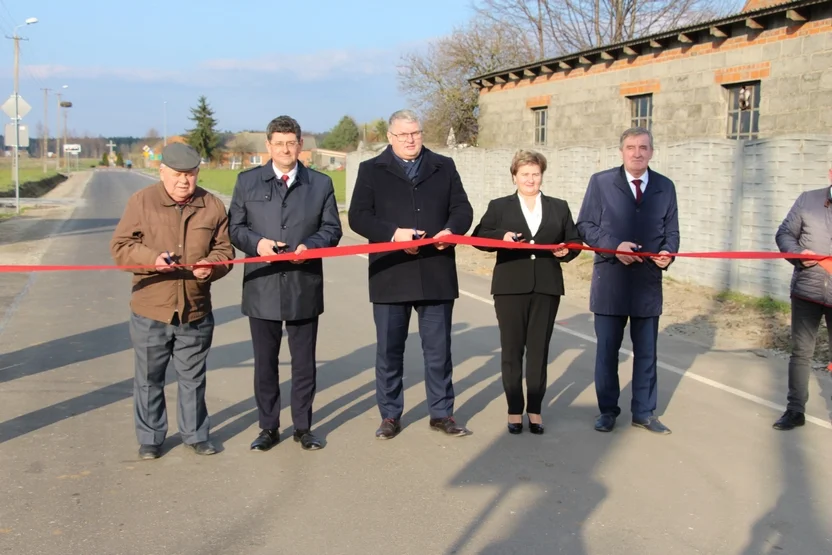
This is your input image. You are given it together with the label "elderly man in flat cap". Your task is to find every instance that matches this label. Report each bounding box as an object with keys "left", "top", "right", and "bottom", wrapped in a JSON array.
[{"left": 111, "top": 142, "right": 235, "bottom": 460}]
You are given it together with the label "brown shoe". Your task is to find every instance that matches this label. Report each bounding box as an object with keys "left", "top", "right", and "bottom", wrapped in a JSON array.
[
  {"left": 429, "top": 416, "right": 471, "bottom": 437},
  {"left": 375, "top": 418, "right": 401, "bottom": 440}
]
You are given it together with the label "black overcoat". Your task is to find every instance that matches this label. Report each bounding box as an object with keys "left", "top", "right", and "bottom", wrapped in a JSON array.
[
  {"left": 348, "top": 146, "right": 473, "bottom": 304},
  {"left": 228, "top": 162, "right": 342, "bottom": 321}
]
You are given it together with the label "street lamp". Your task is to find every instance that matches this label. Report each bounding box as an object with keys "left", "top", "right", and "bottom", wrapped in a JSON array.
[
  {"left": 10, "top": 16, "right": 38, "bottom": 214},
  {"left": 55, "top": 85, "right": 67, "bottom": 170}
]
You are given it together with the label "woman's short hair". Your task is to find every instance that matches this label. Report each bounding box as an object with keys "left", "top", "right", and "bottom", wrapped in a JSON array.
[{"left": 510, "top": 150, "right": 547, "bottom": 176}]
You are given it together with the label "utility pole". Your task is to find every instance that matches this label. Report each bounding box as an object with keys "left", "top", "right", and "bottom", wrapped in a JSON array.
[
  {"left": 63, "top": 107, "right": 67, "bottom": 171},
  {"left": 55, "top": 92, "right": 61, "bottom": 170},
  {"left": 13, "top": 34, "right": 21, "bottom": 212},
  {"left": 41, "top": 87, "right": 50, "bottom": 173},
  {"left": 54, "top": 85, "right": 67, "bottom": 170},
  {"left": 163, "top": 100, "right": 167, "bottom": 146},
  {"left": 5, "top": 17, "right": 37, "bottom": 214}
]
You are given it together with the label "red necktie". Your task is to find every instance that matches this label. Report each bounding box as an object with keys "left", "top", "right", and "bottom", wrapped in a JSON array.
[
  {"left": 281, "top": 174, "right": 289, "bottom": 188},
  {"left": 633, "top": 179, "right": 642, "bottom": 203}
]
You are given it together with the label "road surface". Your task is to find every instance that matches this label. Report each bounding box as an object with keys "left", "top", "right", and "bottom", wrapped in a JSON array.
[{"left": 0, "top": 170, "right": 830, "bottom": 555}]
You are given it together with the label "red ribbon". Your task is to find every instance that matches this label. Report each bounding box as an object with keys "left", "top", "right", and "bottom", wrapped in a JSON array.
[{"left": 0, "top": 235, "right": 829, "bottom": 273}]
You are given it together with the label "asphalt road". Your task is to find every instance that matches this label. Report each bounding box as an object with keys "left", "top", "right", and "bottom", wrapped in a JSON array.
[{"left": 0, "top": 170, "right": 830, "bottom": 555}]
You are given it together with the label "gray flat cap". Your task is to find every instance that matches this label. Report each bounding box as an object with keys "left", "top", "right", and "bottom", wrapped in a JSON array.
[{"left": 161, "top": 142, "right": 201, "bottom": 171}]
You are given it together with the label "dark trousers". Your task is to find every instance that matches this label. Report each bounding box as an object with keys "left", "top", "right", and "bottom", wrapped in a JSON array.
[
  {"left": 130, "top": 311, "right": 214, "bottom": 446},
  {"left": 372, "top": 301, "right": 455, "bottom": 421},
  {"left": 594, "top": 314, "right": 659, "bottom": 420},
  {"left": 249, "top": 316, "right": 319, "bottom": 432},
  {"left": 787, "top": 297, "right": 832, "bottom": 413},
  {"left": 494, "top": 293, "right": 560, "bottom": 415}
]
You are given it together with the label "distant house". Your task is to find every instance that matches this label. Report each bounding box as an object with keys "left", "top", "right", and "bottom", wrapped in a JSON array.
[
  {"left": 309, "top": 148, "right": 346, "bottom": 170},
  {"left": 222, "top": 132, "right": 319, "bottom": 169},
  {"left": 224, "top": 132, "right": 268, "bottom": 169},
  {"left": 144, "top": 135, "right": 187, "bottom": 167}
]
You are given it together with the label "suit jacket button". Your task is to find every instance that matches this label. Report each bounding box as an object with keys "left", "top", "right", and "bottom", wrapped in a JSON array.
[
  {"left": 531, "top": 254, "right": 536, "bottom": 260},
  {"left": 530, "top": 240, "right": 535, "bottom": 244},
  {"left": 282, "top": 225, "right": 287, "bottom": 229}
]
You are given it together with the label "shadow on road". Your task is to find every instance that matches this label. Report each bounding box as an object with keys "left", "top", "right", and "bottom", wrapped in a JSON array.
[{"left": 443, "top": 309, "right": 715, "bottom": 554}]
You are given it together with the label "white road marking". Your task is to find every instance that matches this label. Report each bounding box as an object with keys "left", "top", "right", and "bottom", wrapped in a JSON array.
[{"left": 457, "top": 290, "right": 832, "bottom": 430}]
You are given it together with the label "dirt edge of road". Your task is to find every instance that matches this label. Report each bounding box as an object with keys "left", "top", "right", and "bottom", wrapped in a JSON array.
[{"left": 0, "top": 171, "right": 94, "bottom": 335}]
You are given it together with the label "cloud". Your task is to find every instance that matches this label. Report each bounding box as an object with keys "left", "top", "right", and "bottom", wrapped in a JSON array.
[
  {"left": 201, "top": 48, "right": 398, "bottom": 81},
  {"left": 22, "top": 47, "right": 403, "bottom": 86}
]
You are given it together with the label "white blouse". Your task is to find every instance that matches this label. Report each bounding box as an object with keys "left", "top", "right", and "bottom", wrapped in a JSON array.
[{"left": 518, "top": 192, "right": 542, "bottom": 236}]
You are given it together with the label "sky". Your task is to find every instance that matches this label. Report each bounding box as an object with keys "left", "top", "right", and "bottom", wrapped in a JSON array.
[{"left": 0, "top": 0, "right": 475, "bottom": 139}]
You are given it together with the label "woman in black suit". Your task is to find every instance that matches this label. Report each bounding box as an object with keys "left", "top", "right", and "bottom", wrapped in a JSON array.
[{"left": 472, "top": 150, "right": 582, "bottom": 435}]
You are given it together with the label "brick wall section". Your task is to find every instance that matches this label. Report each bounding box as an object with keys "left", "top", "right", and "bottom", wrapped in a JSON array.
[
  {"left": 475, "top": 7, "right": 832, "bottom": 148},
  {"left": 525, "top": 95, "right": 551, "bottom": 108},
  {"left": 345, "top": 137, "right": 832, "bottom": 301},
  {"left": 619, "top": 79, "right": 661, "bottom": 96},
  {"left": 743, "top": 0, "right": 787, "bottom": 9},
  {"left": 714, "top": 62, "right": 772, "bottom": 84}
]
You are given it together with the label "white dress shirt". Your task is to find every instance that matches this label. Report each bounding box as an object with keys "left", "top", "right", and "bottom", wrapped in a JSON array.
[
  {"left": 273, "top": 162, "right": 298, "bottom": 187},
  {"left": 625, "top": 169, "right": 648, "bottom": 199},
  {"left": 518, "top": 192, "right": 542, "bottom": 237}
]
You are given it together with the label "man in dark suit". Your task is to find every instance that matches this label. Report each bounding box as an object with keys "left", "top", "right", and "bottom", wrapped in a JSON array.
[
  {"left": 228, "top": 115, "right": 342, "bottom": 452},
  {"left": 576, "top": 127, "right": 680, "bottom": 435},
  {"left": 348, "top": 109, "right": 474, "bottom": 440}
]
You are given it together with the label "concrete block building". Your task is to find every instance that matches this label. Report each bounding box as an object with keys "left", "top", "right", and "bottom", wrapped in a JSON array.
[{"left": 469, "top": 0, "right": 832, "bottom": 148}]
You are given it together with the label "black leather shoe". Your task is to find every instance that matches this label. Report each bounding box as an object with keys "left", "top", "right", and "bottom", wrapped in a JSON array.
[
  {"left": 632, "top": 416, "right": 671, "bottom": 435},
  {"left": 507, "top": 422, "right": 523, "bottom": 435},
  {"left": 293, "top": 429, "right": 323, "bottom": 450},
  {"left": 594, "top": 414, "right": 616, "bottom": 432},
  {"left": 376, "top": 418, "right": 401, "bottom": 440},
  {"left": 528, "top": 423, "right": 544, "bottom": 435},
  {"left": 138, "top": 445, "right": 161, "bottom": 460},
  {"left": 250, "top": 429, "right": 279, "bottom": 451},
  {"left": 429, "top": 417, "right": 471, "bottom": 437},
  {"left": 184, "top": 440, "right": 218, "bottom": 455},
  {"left": 773, "top": 410, "right": 805, "bottom": 430}
]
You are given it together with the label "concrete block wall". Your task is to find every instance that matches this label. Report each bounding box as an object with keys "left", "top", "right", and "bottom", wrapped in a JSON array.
[
  {"left": 346, "top": 136, "right": 832, "bottom": 301},
  {"left": 475, "top": 8, "right": 832, "bottom": 149}
]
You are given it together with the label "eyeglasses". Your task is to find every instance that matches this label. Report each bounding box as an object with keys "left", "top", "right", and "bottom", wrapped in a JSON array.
[
  {"left": 388, "top": 131, "right": 422, "bottom": 142},
  {"left": 269, "top": 141, "right": 298, "bottom": 149}
]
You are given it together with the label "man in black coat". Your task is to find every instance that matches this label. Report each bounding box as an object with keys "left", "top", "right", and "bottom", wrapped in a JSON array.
[
  {"left": 228, "top": 115, "right": 342, "bottom": 452},
  {"left": 348, "top": 109, "right": 474, "bottom": 440}
]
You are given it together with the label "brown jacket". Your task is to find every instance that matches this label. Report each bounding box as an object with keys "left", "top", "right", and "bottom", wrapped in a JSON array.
[{"left": 110, "top": 180, "right": 235, "bottom": 324}]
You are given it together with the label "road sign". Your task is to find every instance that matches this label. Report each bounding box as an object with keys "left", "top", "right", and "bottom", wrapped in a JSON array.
[
  {"left": 2, "top": 94, "right": 31, "bottom": 119},
  {"left": 4, "top": 122, "right": 28, "bottom": 147},
  {"left": 63, "top": 143, "right": 82, "bottom": 154}
]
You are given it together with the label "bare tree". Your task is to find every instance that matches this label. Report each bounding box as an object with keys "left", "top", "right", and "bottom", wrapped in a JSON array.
[
  {"left": 398, "top": 16, "right": 537, "bottom": 145},
  {"left": 473, "top": 0, "right": 744, "bottom": 56},
  {"left": 146, "top": 128, "right": 160, "bottom": 140}
]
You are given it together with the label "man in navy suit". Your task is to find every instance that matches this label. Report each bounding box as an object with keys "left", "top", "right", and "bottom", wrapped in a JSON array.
[
  {"left": 348, "top": 109, "right": 474, "bottom": 440},
  {"left": 576, "top": 127, "right": 680, "bottom": 435}
]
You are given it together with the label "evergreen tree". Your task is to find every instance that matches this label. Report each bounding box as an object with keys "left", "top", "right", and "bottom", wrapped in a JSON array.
[
  {"left": 101, "top": 152, "right": 108, "bottom": 166},
  {"left": 116, "top": 152, "right": 124, "bottom": 167},
  {"left": 185, "top": 95, "right": 220, "bottom": 161},
  {"left": 321, "top": 116, "right": 360, "bottom": 151}
]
